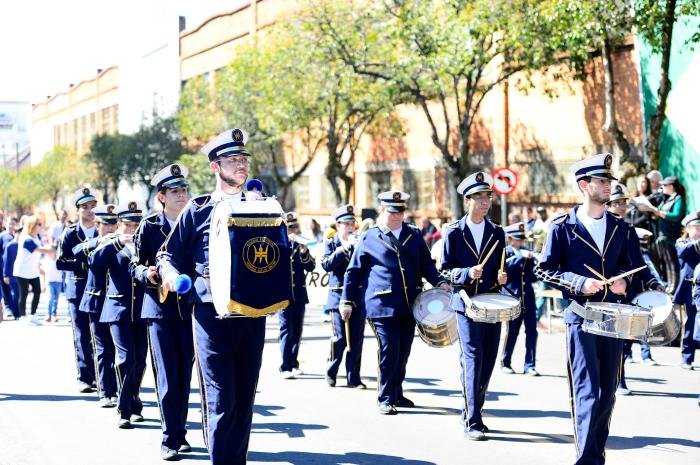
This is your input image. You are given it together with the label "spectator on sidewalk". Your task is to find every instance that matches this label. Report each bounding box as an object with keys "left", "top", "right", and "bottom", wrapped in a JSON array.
[
  {"left": 13, "top": 216, "right": 53, "bottom": 323},
  {"left": 420, "top": 216, "right": 437, "bottom": 248},
  {"left": 49, "top": 210, "right": 68, "bottom": 247},
  {"left": 0, "top": 217, "right": 19, "bottom": 319},
  {"left": 3, "top": 231, "right": 20, "bottom": 320},
  {"left": 650, "top": 176, "right": 687, "bottom": 292},
  {"left": 41, "top": 246, "right": 62, "bottom": 323}
]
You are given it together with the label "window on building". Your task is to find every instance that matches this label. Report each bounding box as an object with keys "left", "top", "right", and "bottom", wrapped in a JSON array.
[
  {"left": 367, "top": 171, "right": 392, "bottom": 207},
  {"left": 413, "top": 170, "right": 435, "bottom": 210},
  {"left": 89, "top": 113, "right": 96, "bottom": 139},
  {"left": 102, "top": 108, "right": 111, "bottom": 134},
  {"left": 112, "top": 106, "right": 119, "bottom": 132},
  {"left": 292, "top": 176, "right": 310, "bottom": 209},
  {"left": 54, "top": 126, "right": 61, "bottom": 146},
  {"left": 320, "top": 176, "right": 339, "bottom": 209}
]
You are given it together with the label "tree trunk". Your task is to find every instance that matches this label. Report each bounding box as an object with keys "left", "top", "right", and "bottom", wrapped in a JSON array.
[
  {"left": 450, "top": 170, "right": 464, "bottom": 220},
  {"left": 601, "top": 35, "right": 632, "bottom": 162},
  {"left": 645, "top": 0, "right": 676, "bottom": 170}
]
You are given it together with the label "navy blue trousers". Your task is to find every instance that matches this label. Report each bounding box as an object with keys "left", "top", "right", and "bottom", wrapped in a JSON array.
[
  {"left": 681, "top": 304, "right": 698, "bottom": 365},
  {"left": 2, "top": 278, "right": 19, "bottom": 318},
  {"left": 566, "top": 323, "right": 623, "bottom": 465},
  {"left": 368, "top": 314, "right": 415, "bottom": 406},
  {"left": 148, "top": 318, "right": 194, "bottom": 449},
  {"left": 278, "top": 302, "right": 305, "bottom": 372},
  {"left": 69, "top": 301, "right": 95, "bottom": 385},
  {"left": 456, "top": 312, "right": 501, "bottom": 430},
  {"left": 88, "top": 314, "right": 117, "bottom": 399},
  {"left": 110, "top": 321, "right": 148, "bottom": 419},
  {"left": 501, "top": 304, "right": 538, "bottom": 370},
  {"left": 193, "top": 304, "right": 266, "bottom": 465},
  {"left": 618, "top": 340, "right": 652, "bottom": 390},
  {"left": 326, "top": 308, "right": 365, "bottom": 385}
]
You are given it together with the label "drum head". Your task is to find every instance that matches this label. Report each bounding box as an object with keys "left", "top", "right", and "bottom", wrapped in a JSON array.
[
  {"left": 633, "top": 291, "right": 672, "bottom": 325},
  {"left": 471, "top": 293, "right": 519, "bottom": 309},
  {"left": 413, "top": 288, "right": 452, "bottom": 325}
]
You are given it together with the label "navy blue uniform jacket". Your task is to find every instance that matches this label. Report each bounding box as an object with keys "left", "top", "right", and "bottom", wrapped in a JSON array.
[
  {"left": 341, "top": 224, "right": 443, "bottom": 319},
  {"left": 534, "top": 207, "right": 634, "bottom": 324}
]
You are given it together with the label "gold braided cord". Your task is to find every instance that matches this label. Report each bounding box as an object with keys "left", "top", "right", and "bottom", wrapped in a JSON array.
[
  {"left": 227, "top": 217, "right": 283, "bottom": 228},
  {"left": 226, "top": 299, "right": 289, "bottom": 317}
]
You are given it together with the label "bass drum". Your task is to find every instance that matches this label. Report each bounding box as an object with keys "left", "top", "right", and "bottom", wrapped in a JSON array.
[
  {"left": 412, "top": 288, "right": 457, "bottom": 347},
  {"left": 633, "top": 291, "right": 680, "bottom": 346}
]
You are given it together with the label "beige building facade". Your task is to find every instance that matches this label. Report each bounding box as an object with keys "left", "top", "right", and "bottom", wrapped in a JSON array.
[{"left": 31, "top": 67, "right": 120, "bottom": 160}]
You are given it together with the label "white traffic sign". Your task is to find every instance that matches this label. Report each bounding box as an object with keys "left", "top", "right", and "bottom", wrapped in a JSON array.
[{"left": 492, "top": 167, "right": 518, "bottom": 195}]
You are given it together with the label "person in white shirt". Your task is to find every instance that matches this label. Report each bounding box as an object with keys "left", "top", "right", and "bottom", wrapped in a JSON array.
[
  {"left": 41, "top": 246, "right": 63, "bottom": 322},
  {"left": 14, "top": 216, "right": 53, "bottom": 322}
]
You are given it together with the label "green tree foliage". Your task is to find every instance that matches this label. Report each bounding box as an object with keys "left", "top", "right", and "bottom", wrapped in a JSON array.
[
  {"left": 176, "top": 152, "right": 216, "bottom": 196},
  {"left": 126, "top": 115, "right": 183, "bottom": 209},
  {"left": 308, "top": 0, "right": 564, "bottom": 216},
  {"left": 85, "top": 133, "right": 130, "bottom": 202},
  {"left": 7, "top": 147, "right": 91, "bottom": 217}
]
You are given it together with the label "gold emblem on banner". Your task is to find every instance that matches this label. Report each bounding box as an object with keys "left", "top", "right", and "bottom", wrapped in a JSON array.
[{"left": 243, "top": 237, "right": 280, "bottom": 273}]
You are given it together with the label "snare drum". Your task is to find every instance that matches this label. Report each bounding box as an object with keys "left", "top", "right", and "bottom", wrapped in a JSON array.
[
  {"left": 412, "top": 288, "right": 457, "bottom": 347},
  {"left": 466, "top": 293, "right": 521, "bottom": 323},
  {"left": 578, "top": 302, "right": 652, "bottom": 341},
  {"left": 632, "top": 290, "right": 680, "bottom": 345}
]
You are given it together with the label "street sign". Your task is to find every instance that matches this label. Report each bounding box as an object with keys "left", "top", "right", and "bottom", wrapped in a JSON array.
[{"left": 492, "top": 167, "right": 518, "bottom": 195}]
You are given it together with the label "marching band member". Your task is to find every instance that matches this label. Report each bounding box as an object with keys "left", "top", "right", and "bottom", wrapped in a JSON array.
[
  {"left": 692, "top": 263, "right": 700, "bottom": 406},
  {"left": 77, "top": 204, "right": 119, "bottom": 408},
  {"left": 606, "top": 182, "right": 663, "bottom": 396},
  {"left": 56, "top": 187, "right": 98, "bottom": 393},
  {"left": 130, "top": 164, "right": 194, "bottom": 460},
  {"left": 84, "top": 202, "right": 147, "bottom": 429},
  {"left": 675, "top": 212, "right": 700, "bottom": 370},
  {"left": 158, "top": 128, "right": 289, "bottom": 465},
  {"left": 279, "top": 211, "right": 315, "bottom": 379},
  {"left": 500, "top": 222, "right": 540, "bottom": 377},
  {"left": 340, "top": 191, "right": 447, "bottom": 415},
  {"left": 535, "top": 153, "right": 634, "bottom": 464},
  {"left": 440, "top": 172, "right": 507, "bottom": 440},
  {"left": 322, "top": 204, "right": 365, "bottom": 388}
]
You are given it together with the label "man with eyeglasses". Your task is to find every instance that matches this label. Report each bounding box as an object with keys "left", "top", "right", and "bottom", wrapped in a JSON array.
[
  {"left": 340, "top": 191, "right": 448, "bottom": 415},
  {"left": 56, "top": 187, "right": 98, "bottom": 393},
  {"left": 440, "top": 172, "right": 508, "bottom": 441},
  {"left": 322, "top": 204, "right": 366, "bottom": 388},
  {"left": 157, "top": 128, "right": 284, "bottom": 465}
]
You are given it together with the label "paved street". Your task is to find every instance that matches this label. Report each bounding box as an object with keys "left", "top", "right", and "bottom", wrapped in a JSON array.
[{"left": 1, "top": 294, "right": 699, "bottom": 465}]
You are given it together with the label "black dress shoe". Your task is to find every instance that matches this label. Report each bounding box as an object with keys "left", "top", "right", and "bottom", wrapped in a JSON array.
[
  {"left": 325, "top": 374, "right": 336, "bottom": 387},
  {"left": 378, "top": 403, "right": 398, "bottom": 415},
  {"left": 347, "top": 382, "right": 367, "bottom": 390},
  {"left": 465, "top": 428, "right": 486, "bottom": 441},
  {"left": 396, "top": 396, "right": 415, "bottom": 408},
  {"left": 131, "top": 414, "right": 144, "bottom": 423},
  {"left": 161, "top": 445, "right": 180, "bottom": 461},
  {"left": 178, "top": 442, "right": 191, "bottom": 453},
  {"left": 118, "top": 418, "right": 132, "bottom": 429}
]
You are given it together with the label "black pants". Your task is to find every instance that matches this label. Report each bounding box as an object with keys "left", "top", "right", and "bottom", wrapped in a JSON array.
[
  {"left": 657, "top": 242, "right": 680, "bottom": 293},
  {"left": 16, "top": 277, "right": 41, "bottom": 317}
]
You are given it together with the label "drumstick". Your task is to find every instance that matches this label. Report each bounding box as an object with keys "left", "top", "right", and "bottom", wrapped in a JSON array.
[
  {"left": 605, "top": 266, "right": 647, "bottom": 285},
  {"left": 479, "top": 241, "right": 499, "bottom": 267},
  {"left": 584, "top": 264, "right": 607, "bottom": 281},
  {"left": 499, "top": 247, "right": 505, "bottom": 273},
  {"left": 345, "top": 319, "right": 351, "bottom": 353}
]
